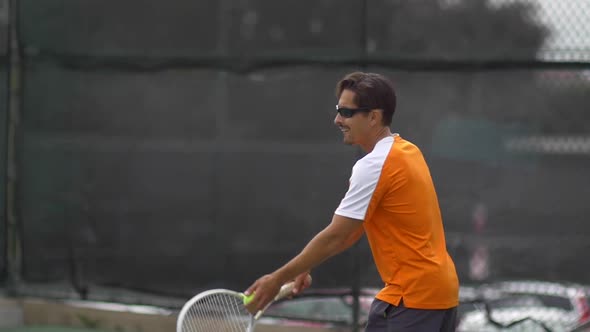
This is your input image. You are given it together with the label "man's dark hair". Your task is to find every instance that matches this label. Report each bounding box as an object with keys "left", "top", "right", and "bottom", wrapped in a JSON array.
[{"left": 335, "top": 72, "right": 397, "bottom": 126}]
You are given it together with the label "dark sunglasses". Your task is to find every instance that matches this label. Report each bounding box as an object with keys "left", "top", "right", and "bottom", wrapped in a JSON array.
[{"left": 335, "top": 105, "right": 372, "bottom": 118}]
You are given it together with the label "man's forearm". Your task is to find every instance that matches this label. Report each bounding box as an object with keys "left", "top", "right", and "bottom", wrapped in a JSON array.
[{"left": 272, "top": 226, "right": 359, "bottom": 284}]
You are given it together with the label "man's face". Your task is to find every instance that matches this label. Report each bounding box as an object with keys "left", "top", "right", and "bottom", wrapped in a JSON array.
[{"left": 334, "top": 89, "right": 371, "bottom": 146}]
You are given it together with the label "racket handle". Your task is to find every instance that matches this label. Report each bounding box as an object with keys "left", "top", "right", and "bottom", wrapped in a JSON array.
[{"left": 254, "top": 275, "right": 312, "bottom": 320}]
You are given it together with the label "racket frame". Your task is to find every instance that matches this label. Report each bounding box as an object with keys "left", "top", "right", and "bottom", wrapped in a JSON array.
[
  {"left": 176, "top": 289, "right": 251, "bottom": 332},
  {"left": 177, "top": 277, "right": 309, "bottom": 332}
]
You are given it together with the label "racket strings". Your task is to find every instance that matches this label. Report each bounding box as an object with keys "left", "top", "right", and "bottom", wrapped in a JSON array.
[{"left": 181, "top": 293, "right": 251, "bottom": 332}]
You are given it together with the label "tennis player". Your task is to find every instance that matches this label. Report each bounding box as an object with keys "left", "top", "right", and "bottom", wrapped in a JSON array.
[{"left": 245, "top": 72, "right": 459, "bottom": 331}]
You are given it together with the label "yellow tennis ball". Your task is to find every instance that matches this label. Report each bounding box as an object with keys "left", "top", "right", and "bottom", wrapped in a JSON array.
[{"left": 243, "top": 293, "right": 255, "bottom": 305}]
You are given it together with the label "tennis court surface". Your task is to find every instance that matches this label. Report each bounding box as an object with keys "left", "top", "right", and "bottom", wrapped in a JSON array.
[{"left": 0, "top": 327, "right": 109, "bottom": 332}]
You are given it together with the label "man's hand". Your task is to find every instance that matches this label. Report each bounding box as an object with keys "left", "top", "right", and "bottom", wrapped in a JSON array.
[
  {"left": 243, "top": 215, "right": 362, "bottom": 315},
  {"left": 292, "top": 272, "right": 312, "bottom": 295},
  {"left": 244, "top": 274, "right": 282, "bottom": 314}
]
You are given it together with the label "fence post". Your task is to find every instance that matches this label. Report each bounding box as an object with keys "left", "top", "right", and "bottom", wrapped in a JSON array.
[{"left": 5, "top": 0, "right": 22, "bottom": 294}]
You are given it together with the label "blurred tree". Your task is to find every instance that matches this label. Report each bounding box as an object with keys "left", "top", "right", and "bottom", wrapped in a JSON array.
[
  {"left": 225, "top": 0, "right": 548, "bottom": 59},
  {"left": 368, "top": 0, "right": 552, "bottom": 138},
  {"left": 226, "top": 0, "right": 364, "bottom": 55},
  {"left": 224, "top": 0, "right": 564, "bottom": 142},
  {"left": 371, "top": 0, "right": 548, "bottom": 60}
]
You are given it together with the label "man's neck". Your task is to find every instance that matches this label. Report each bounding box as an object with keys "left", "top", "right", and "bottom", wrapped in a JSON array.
[{"left": 360, "top": 127, "right": 393, "bottom": 153}]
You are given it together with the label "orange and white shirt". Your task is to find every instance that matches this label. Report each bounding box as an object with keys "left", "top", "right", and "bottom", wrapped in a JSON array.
[{"left": 335, "top": 134, "right": 459, "bottom": 309}]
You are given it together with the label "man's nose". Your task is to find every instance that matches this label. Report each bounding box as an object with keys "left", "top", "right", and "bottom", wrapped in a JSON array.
[{"left": 334, "top": 112, "right": 343, "bottom": 126}]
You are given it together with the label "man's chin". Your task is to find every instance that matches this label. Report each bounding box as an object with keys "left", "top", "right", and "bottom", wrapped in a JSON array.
[{"left": 342, "top": 137, "right": 354, "bottom": 145}]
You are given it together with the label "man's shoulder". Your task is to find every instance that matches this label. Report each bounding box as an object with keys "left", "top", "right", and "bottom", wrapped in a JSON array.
[
  {"left": 353, "top": 145, "right": 393, "bottom": 174},
  {"left": 356, "top": 151, "right": 386, "bottom": 169},
  {"left": 393, "top": 134, "right": 421, "bottom": 150}
]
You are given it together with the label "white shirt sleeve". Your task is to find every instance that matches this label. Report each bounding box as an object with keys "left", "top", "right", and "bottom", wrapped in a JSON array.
[{"left": 334, "top": 158, "right": 383, "bottom": 221}]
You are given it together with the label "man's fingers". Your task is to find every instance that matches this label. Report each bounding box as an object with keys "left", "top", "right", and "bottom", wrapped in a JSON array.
[
  {"left": 293, "top": 273, "right": 307, "bottom": 294},
  {"left": 250, "top": 295, "right": 270, "bottom": 314},
  {"left": 244, "top": 281, "right": 258, "bottom": 296},
  {"left": 244, "top": 281, "right": 261, "bottom": 313},
  {"left": 303, "top": 274, "right": 312, "bottom": 288},
  {"left": 293, "top": 279, "right": 305, "bottom": 294},
  {"left": 244, "top": 274, "right": 284, "bottom": 314},
  {"left": 244, "top": 290, "right": 272, "bottom": 314},
  {"left": 292, "top": 273, "right": 311, "bottom": 294}
]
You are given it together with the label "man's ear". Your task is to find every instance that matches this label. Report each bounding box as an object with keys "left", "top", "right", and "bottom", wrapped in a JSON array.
[{"left": 370, "top": 109, "right": 383, "bottom": 126}]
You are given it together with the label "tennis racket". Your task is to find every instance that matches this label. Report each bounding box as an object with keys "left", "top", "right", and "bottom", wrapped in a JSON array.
[{"left": 177, "top": 276, "right": 311, "bottom": 332}]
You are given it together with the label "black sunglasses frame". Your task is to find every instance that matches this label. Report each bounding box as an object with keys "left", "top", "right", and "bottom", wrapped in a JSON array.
[{"left": 335, "top": 105, "right": 372, "bottom": 118}]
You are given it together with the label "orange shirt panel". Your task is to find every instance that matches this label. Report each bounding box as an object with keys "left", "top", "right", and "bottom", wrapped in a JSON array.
[{"left": 363, "top": 135, "right": 459, "bottom": 309}]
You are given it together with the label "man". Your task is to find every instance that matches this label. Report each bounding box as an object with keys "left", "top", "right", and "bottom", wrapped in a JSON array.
[{"left": 245, "top": 72, "right": 459, "bottom": 331}]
